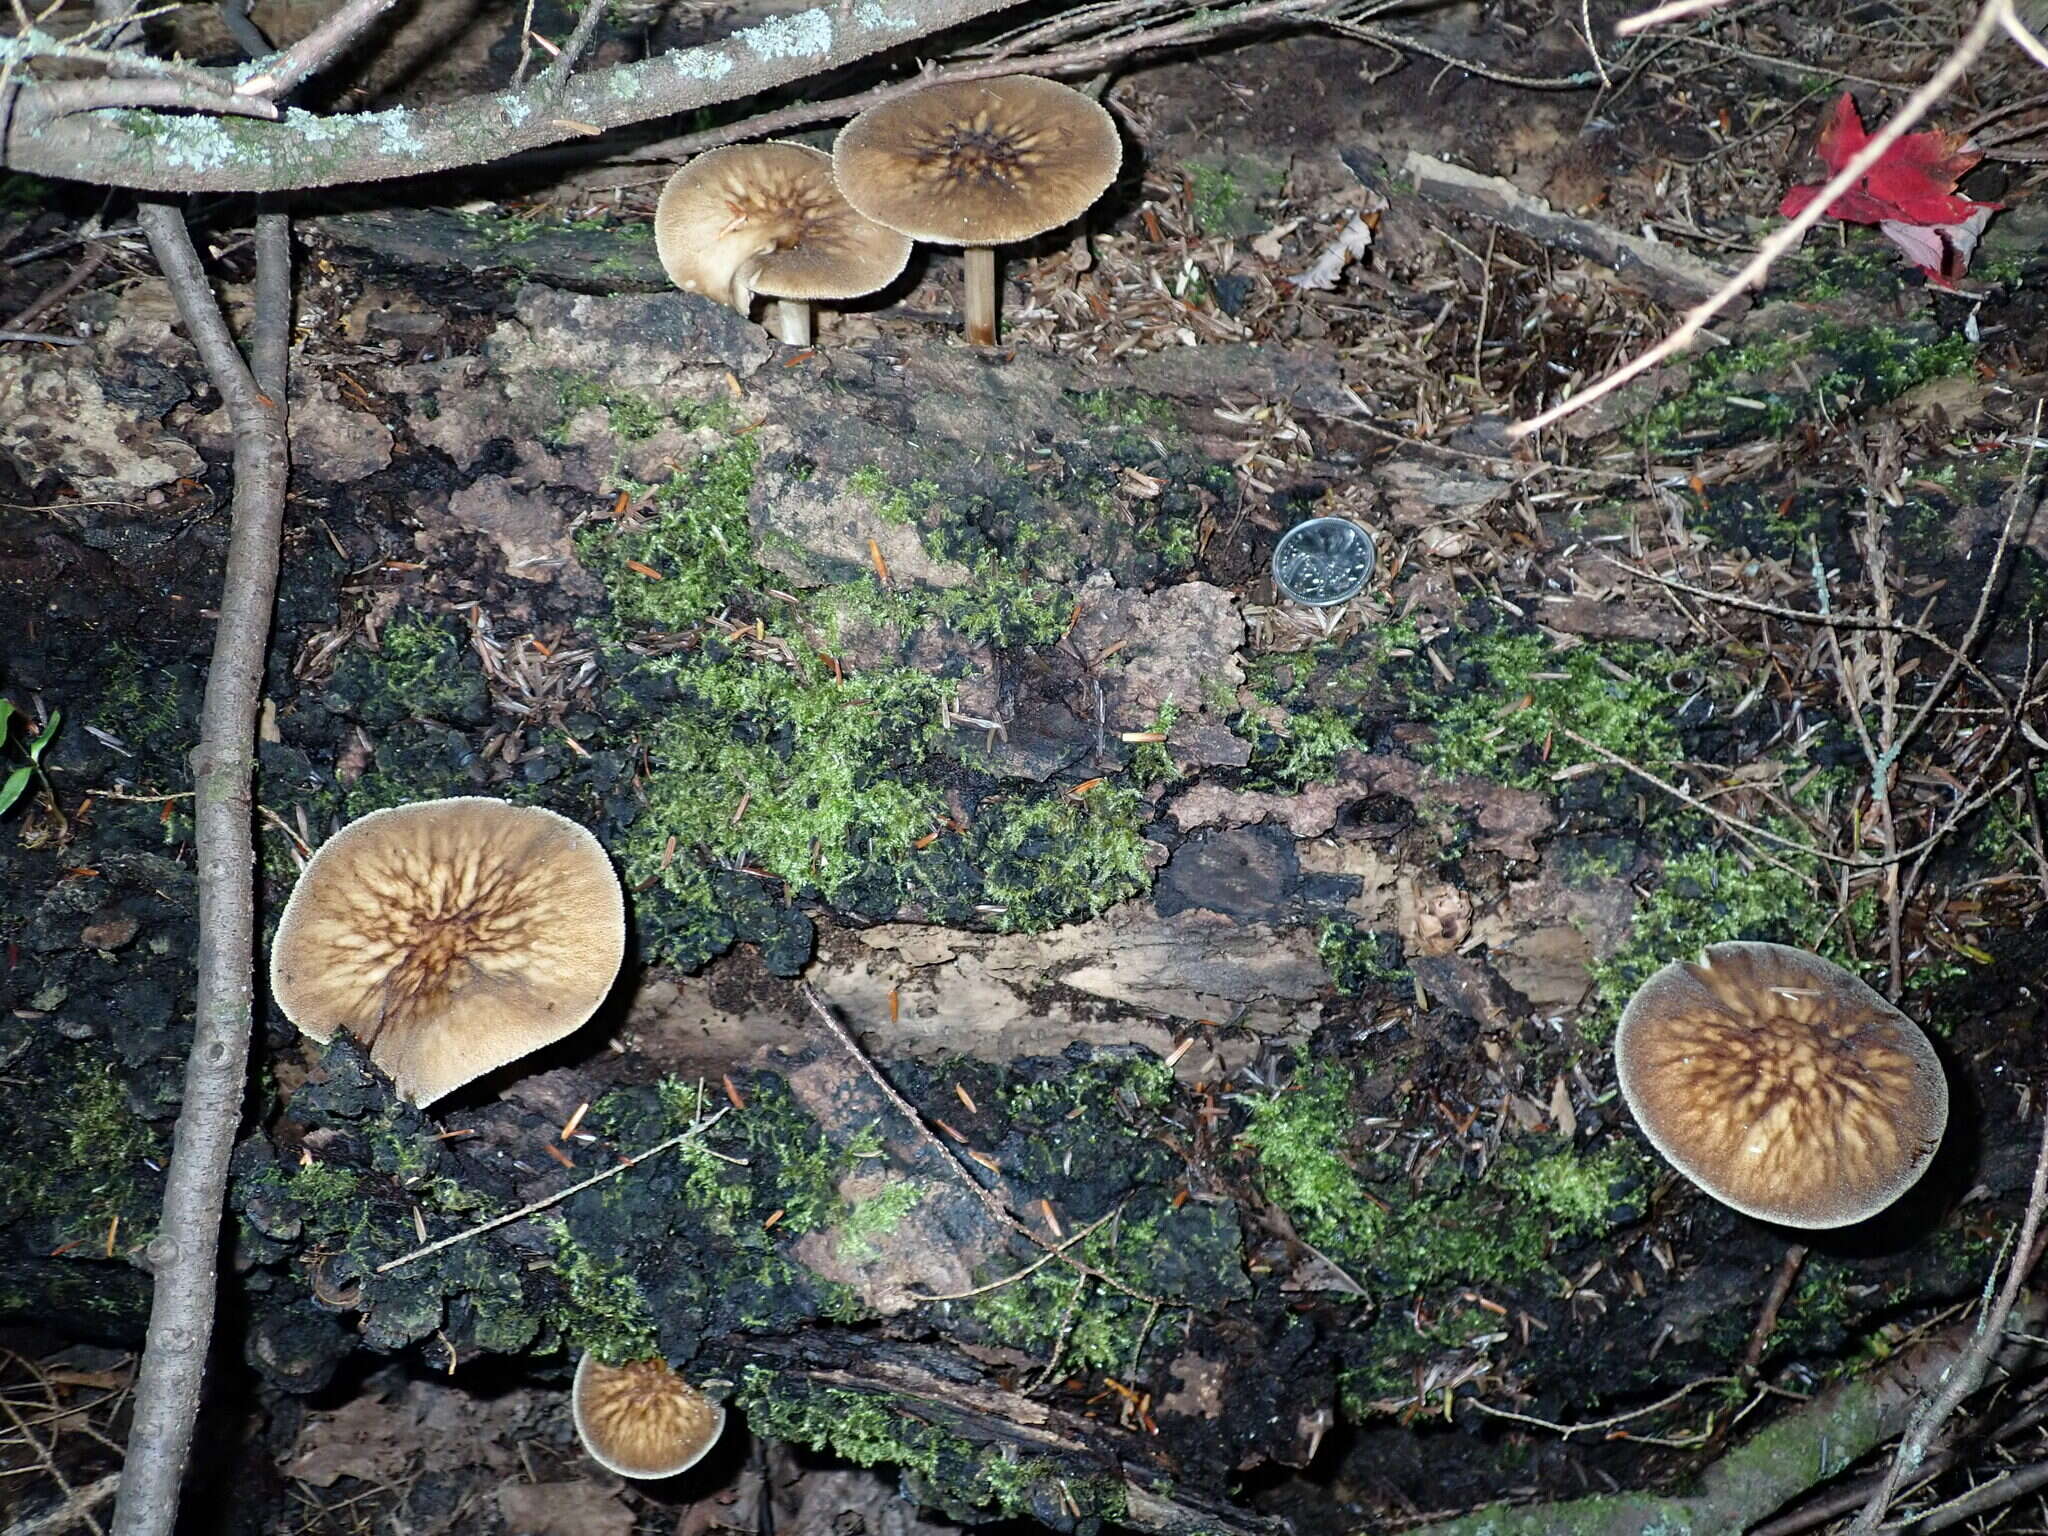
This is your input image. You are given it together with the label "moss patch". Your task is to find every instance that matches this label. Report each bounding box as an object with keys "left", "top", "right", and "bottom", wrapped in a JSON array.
[
  {"left": 577, "top": 439, "right": 761, "bottom": 635},
  {"left": 973, "top": 783, "right": 1153, "bottom": 932},
  {"left": 1239, "top": 1061, "right": 1646, "bottom": 1293},
  {"left": 1419, "top": 629, "right": 1688, "bottom": 789}
]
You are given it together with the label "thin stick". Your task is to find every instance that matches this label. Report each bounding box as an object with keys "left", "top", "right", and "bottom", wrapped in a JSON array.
[
  {"left": 1512, "top": 0, "right": 2012, "bottom": 438},
  {"left": 1847, "top": 1104, "right": 2048, "bottom": 1531},
  {"left": 798, "top": 983, "right": 1162, "bottom": 1304},
  {"left": 1742, "top": 1243, "right": 1808, "bottom": 1376},
  {"left": 375, "top": 1111, "right": 728, "bottom": 1274},
  {"left": 624, "top": 0, "right": 1341, "bottom": 164},
  {"left": 111, "top": 200, "right": 291, "bottom": 1536},
  {"left": 1464, "top": 1373, "right": 1742, "bottom": 1439},
  {"left": 909, "top": 1208, "right": 1120, "bottom": 1301},
  {"left": 1617, "top": 0, "right": 1738, "bottom": 33},
  {"left": 232, "top": 0, "right": 400, "bottom": 98}
]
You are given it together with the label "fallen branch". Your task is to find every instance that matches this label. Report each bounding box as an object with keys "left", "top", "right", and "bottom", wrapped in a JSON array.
[
  {"left": 1411, "top": 1289, "right": 2048, "bottom": 1535},
  {"left": 1846, "top": 1105, "right": 2048, "bottom": 1531},
  {"left": 109, "top": 203, "right": 290, "bottom": 1536},
  {"left": 1, "top": 0, "right": 1036, "bottom": 191}
]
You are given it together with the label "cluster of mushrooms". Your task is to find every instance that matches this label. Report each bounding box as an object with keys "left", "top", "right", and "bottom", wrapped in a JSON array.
[
  {"left": 268, "top": 799, "right": 1953, "bottom": 1483},
  {"left": 653, "top": 75, "right": 1122, "bottom": 347}
]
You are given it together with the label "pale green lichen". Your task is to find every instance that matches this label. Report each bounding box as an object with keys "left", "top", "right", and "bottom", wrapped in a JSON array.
[
  {"left": 851, "top": 0, "right": 917, "bottom": 29},
  {"left": 738, "top": 9, "right": 832, "bottom": 59},
  {"left": 668, "top": 46, "right": 735, "bottom": 80}
]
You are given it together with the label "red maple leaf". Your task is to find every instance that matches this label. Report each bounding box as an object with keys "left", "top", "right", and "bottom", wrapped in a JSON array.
[{"left": 1778, "top": 93, "right": 2003, "bottom": 286}]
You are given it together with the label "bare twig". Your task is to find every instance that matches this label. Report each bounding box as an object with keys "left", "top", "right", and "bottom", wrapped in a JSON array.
[
  {"left": 109, "top": 200, "right": 290, "bottom": 1536},
  {"left": 1463, "top": 1374, "right": 1741, "bottom": 1439},
  {"left": 1512, "top": 0, "right": 2013, "bottom": 438},
  {"left": 215, "top": 0, "right": 270, "bottom": 60},
  {"left": 232, "top": 0, "right": 397, "bottom": 97},
  {"left": 1742, "top": 1243, "right": 1808, "bottom": 1376},
  {"left": 1846, "top": 1105, "right": 2048, "bottom": 1532},
  {"left": 29, "top": 74, "right": 278, "bottom": 119},
  {"left": 2, "top": 1472, "right": 120, "bottom": 1536},
  {"left": 1616, "top": 0, "right": 1738, "bottom": 33},
  {"left": 375, "top": 1110, "right": 730, "bottom": 1274},
  {"left": 798, "top": 983, "right": 1163, "bottom": 1305},
  {"left": 625, "top": 0, "right": 1333, "bottom": 164},
  {"left": 540, "top": 0, "right": 609, "bottom": 101}
]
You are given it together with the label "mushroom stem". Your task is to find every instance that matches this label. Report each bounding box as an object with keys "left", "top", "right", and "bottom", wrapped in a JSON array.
[
  {"left": 772, "top": 298, "right": 813, "bottom": 347},
  {"left": 962, "top": 244, "right": 998, "bottom": 347}
]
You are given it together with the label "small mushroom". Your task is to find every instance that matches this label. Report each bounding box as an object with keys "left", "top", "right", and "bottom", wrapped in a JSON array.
[
  {"left": 269, "top": 796, "right": 625, "bottom": 1107},
  {"left": 573, "top": 1354, "right": 725, "bottom": 1479},
  {"left": 833, "top": 75, "right": 1122, "bottom": 346},
  {"left": 1615, "top": 941, "right": 1948, "bottom": 1228},
  {"left": 654, "top": 141, "right": 912, "bottom": 346}
]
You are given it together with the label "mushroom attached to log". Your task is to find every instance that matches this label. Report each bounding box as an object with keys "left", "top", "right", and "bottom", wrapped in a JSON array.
[
  {"left": 1616, "top": 941, "right": 1948, "bottom": 1228},
  {"left": 833, "top": 75, "right": 1122, "bottom": 346},
  {"left": 573, "top": 1354, "right": 726, "bottom": 1479},
  {"left": 654, "top": 141, "right": 912, "bottom": 346},
  {"left": 269, "top": 796, "right": 626, "bottom": 1107}
]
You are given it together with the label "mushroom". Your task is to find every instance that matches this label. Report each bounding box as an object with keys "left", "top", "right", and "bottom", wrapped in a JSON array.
[
  {"left": 1615, "top": 941, "right": 1948, "bottom": 1228},
  {"left": 573, "top": 1354, "right": 726, "bottom": 1479},
  {"left": 654, "top": 141, "right": 912, "bottom": 346},
  {"left": 832, "top": 75, "right": 1122, "bottom": 346},
  {"left": 269, "top": 796, "right": 625, "bottom": 1108}
]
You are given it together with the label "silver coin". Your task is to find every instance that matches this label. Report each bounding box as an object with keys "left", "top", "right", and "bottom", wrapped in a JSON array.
[{"left": 1272, "top": 516, "right": 1377, "bottom": 607}]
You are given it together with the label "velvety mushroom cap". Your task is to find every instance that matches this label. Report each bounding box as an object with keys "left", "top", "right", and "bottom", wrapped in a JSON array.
[
  {"left": 1616, "top": 941, "right": 1948, "bottom": 1228},
  {"left": 654, "top": 142, "right": 912, "bottom": 308},
  {"left": 573, "top": 1355, "right": 725, "bottom": 1479},
  {"left": 269, "top": 797, "right": 625, "bottom": 1108},
  {"left": 832, "top": 76, "right": 1123, "bottom": 247}
]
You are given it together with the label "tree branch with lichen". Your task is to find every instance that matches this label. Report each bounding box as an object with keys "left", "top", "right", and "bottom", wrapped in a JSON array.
[{"left": 2, "top": 0, "right": 1034, "bottom": 191}]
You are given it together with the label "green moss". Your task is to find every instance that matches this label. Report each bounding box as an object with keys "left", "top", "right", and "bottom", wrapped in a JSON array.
[
  {"left": 965, "top": 1211, "right": 1189, "bottom": 1377},
  {"left": 930, "top": 557, "right": 1073, "bottom": 647},
  {"left": 1239, "top": 1062, "right": 1645, "bottom": 1293},
  {"left": 1641, "top": 319, "right": 1975, "bottom": 454},
  {"left": 91, "top": 641, "right": 188, "bottom": 758},
  {"left": 549, "top": 371, "right": 734, "bottom": 446},
  {"left": 740, "top": 1367, "right": 1127, "bottom": 1520},
  {"left": 23, "top": 1057, "right": 169, "bottom": 1248},
  {"left": 1128, "top": 699, "right": 1182, "bottom": 784},
  {"left": 281, "top": 1161, "right": 363, "bottom": 1207},
  {"left": 621, "top": 649, "right": 950, "bottom": 910},
  {"left": 836, "top": 1179, "right": 924, "bottom": 1261},
  {"left": 1252, "top": 706, "right": 1361, "bottom": 788},
  {"left": 1421, "top": 631, "right": 1684, "bottom": 788},
  {"left": 577, "top": 439, "right": 761, "bottom": 633},
  {"left": 542, "top": 1214, "right": 658, "bottom": 1363},
  {"left": 1317, "top": 919, "right": 1408, "bottom": 994},
  {"left": 708, "top": 1075, "right": 861, "bottom": 1235},
  {"left": 1584, "top": 839, "right": 1834, "bottom": 1042},
  {"left": 1070, "top": 388, "right": 1180, "bottom": 431},
  {"left": 845, "top": 465, "right": 938, "bottom": 524},
  {"left": 974, "top": 783, "right": 1153, "bottom": 932},
  {"left": 1186, "top": 164, "right": 1247, "bottom": 235},
  {"left": 327, "top": 613, "right": 488, "bottom": 732}
]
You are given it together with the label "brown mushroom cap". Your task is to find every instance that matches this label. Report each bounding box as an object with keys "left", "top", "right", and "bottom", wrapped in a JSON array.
[
  {"left": 1615, "top": 941, "right": 1948, "bottom": 1228},
  {"left": 573, "top": 1355, "right": 725, "bottom": 1479},
  {"left": 654, "top": 142, "right": 912, "bottom": 308},
  {"left": 832, "top": 76, "right": 1122, "bottom": 247},
  {"left": 269, "top": 797, "right": 625, "bottom": 1108}
]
